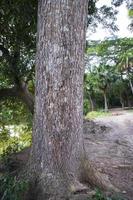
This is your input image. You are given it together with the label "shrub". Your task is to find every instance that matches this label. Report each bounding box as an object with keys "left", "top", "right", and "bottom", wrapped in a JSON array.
[{"left": 0, "top": 174, "right": 29, "bottom": 200}]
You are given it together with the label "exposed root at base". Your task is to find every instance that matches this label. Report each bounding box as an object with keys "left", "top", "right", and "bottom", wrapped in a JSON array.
[{"left": 80, "top": 158, "right": 120, "bottom": 193}]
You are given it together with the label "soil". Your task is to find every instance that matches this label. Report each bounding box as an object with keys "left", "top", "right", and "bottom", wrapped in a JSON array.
[{"left": 84, "top": 109, "right": 133, "bottom": 200}]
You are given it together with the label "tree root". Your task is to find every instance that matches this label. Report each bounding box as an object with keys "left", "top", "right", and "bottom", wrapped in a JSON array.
[
  {"left": 113, "top": 164, "right": 133, "bottom": 170},
  {"left": 79, "top": 158, "right": 120, "bottom": 193}
]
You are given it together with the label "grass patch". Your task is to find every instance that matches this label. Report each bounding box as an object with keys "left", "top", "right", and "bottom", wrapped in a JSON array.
[
  {"left": 85, "top": 111, "right": 111, "bottom": 119},
  {"left": 90, "top": 188, "right": 126, "bottom": 200},
  {"left": 126, "top": 109, "right": 133, "bottom": 113}
]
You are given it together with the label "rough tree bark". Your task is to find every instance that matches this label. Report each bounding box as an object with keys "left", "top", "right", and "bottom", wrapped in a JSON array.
[
  {"left": 29, "top": 1, "right": 118, "bottom": 199},
  {"left": 30, "top": 0, "right": 88, "bottom": 199}
]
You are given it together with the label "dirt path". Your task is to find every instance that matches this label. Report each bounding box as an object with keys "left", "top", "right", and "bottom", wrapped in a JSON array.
[{"left": 84, "top": 111, "right": 133, "bottom": 200}]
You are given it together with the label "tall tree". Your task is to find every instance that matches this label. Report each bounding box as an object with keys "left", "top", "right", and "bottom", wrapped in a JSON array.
[
  {"left": 92, "top": 65, "right": 116, "bottom": 112},
  {"left": 30, "top": 1, "right": 88, "bottom": 199}
]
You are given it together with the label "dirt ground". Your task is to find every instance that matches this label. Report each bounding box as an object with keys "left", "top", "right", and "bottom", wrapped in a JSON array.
[{"left": 84, "top": 110, "right": 133, "bottom": 200}]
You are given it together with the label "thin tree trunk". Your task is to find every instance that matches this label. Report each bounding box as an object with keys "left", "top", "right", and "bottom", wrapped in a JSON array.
[
  {"left": 120, "top": 93, "right": 124, "bottom": 109},
  {"left": 126, "top": 57, "right": 133, "bottom": 95},
  {"left": 89, "top": 94, "right": 94, "bottom": 111},
  {"left": 103, "top": 91, "right": 108, "bottom": 112},
  {"left": 30, "top": 1, "right": 88, "bottom": 199},
  {"left": 129, "top": 79, "right": 133, "bottom": 94}
]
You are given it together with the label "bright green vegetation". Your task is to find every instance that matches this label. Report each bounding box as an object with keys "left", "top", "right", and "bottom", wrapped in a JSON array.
[
  {"left": 85, "top": 111, "right": 111, "bottom": 119},
  {"left": 0, "top": 100, "right": 32, "bottom": 155},
  {"left": 128, "top": 9, "right": 133, "bottom": 17}
]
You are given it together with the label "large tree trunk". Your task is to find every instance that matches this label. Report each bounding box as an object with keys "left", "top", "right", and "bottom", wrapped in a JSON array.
[{"left": 30, "top": 0, "right": 88, "bottom": 199}]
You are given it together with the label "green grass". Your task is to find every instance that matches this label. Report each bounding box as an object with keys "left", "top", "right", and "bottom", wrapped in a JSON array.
[
  {"left": 85, "top": 111, "right": 111, "bottom": 119},
  {"left": 126, "top": 109, "right": 133, "bottom": 113}
]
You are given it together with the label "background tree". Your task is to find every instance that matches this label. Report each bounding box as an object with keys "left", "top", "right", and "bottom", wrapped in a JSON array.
[
  {"left": 93, "top": 65, "right": 117, "bottom": 111},
  {"left": 84, "top": 72, "right": 96, "bottom": 112},
  {"left": 85, "top": 37, "right": 133, "bottom": 111},
  {"left": 0, "top": 0, "right": 37, "bottom": 113}
]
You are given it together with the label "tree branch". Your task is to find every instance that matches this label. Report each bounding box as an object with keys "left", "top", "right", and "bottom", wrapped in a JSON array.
[
  {"left": 0, "top": 86, "right": 34, "bottom": 114},
  {"left": 0, "top": 46, "right": 34, "bottom": 113},
  {"left": 0, "top": 87, "right": 18, "bottom": 99},
  {"left": 17, "top": 81, "right": 34, "bottom": 114}
]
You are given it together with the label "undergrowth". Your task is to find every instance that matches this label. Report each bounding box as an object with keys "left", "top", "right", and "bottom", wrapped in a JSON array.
[
  {"left": 0, "top": 142, "right": 29, "bottom": 200},
  {"left": 0, "top": 174, "right": 29, "bottom": 200},
  {"left": 91, "top": 189, "right": 126, "bottom": 200}
]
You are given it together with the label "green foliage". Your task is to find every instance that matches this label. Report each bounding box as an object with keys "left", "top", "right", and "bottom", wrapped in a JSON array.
[
  {"left": 0, "top": 100, "right": 32, "bottom": 126},
  {"left": 91, "top": 189, "right": 106, "bottom": 200},
  {"left": 0, "top": 0, "right": 37, "bottom": 50},
  {"left": 86, "top": 38, "right": 133, "bottom": 62},
  {"left": 84, "top": 37, "right": 133, "bottom": 112},
  {"left": 0, "top": 174, "right": 29, "bottom": 200},
  {"left": 128, "top": 10, "right": 133, "bottom": 17},
  {"left": 84, "top": 99, "right": 90, "bottom": 115},
  {"left": 0, "top": 117, "right": 31, "bottom": 156},
  {"left": 0, "top": 99, "right": 32, "bottom": 154},
  {"left": 0, "top": 139, "right": 22, "bottom": 172},
  {"left": 0, "top": 132, "right": 31, "bottom": 157}
]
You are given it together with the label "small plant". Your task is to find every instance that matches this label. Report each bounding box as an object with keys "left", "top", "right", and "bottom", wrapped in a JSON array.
[
  {"left": 0, "top": 174, "right": 29, "bottom": 200},
  {"left": 92, "top": 189, "right": 107, "bottom": 200},
  {"left": 91, "top": 189, "right": 126, "bottom": 200}
]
